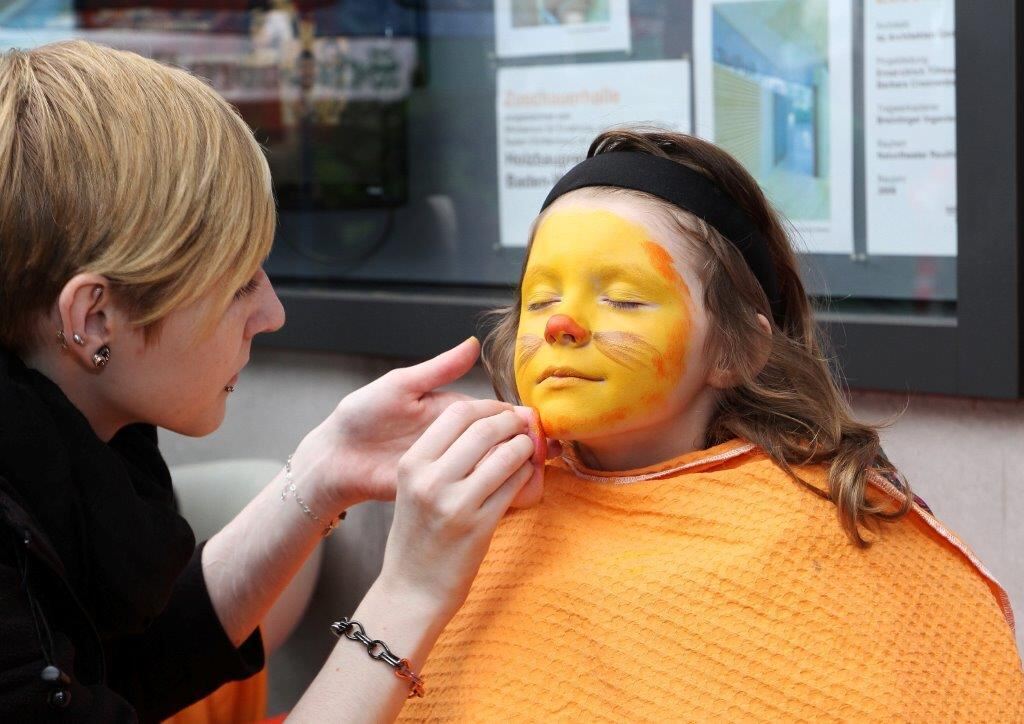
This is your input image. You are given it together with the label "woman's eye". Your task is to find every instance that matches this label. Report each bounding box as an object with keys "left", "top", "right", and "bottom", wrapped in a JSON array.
[
  {"left": 234, "top": 277, "right": 261, "bottom": 300},
  {"left": 526, "top": 298, "right": 558, "bottom": 312}
]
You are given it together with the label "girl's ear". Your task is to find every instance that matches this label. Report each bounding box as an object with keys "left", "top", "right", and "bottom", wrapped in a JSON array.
[
  {"left": 706, "top": 313, "right": 772, "bottom": 390},
  {"left": 750, "top": 312, "right": 773, "bottom": 372},
  {"left": 706, "top": 357, "right": 737, "bottom": 390}
]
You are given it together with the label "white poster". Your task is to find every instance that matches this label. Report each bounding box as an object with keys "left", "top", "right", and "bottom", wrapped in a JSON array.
[
  {"left": 864, "top": 0, "right": 956, "bottom": 257},
  {"left": 694, "top": 0, "right": 854, "bottom": 254},
  {"left": 494, "top": 0, "right": 631, "bottom": 59},
  {"left": 496, "top": 59, "right": 691, "bottom": 248}
]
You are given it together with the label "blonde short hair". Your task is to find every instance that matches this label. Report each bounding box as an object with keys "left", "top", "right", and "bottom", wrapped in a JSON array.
[{"left": 0, "top": 40, "right": 276, "bottom": 351}]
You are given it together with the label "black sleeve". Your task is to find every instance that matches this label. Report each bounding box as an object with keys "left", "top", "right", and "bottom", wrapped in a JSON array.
[
  {"left": 0, "top": 556, "right": 138, "bottom": 723},
  {"left": 104, "top": 541, "right": 265, "bottom": 723}
]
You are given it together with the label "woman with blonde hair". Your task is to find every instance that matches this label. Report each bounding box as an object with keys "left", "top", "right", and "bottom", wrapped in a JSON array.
[{"left": 0, "top": 40, "right": 545, "bottom": 721}]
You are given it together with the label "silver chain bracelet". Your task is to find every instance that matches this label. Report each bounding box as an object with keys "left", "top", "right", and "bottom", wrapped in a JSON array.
[
  {"left": 281, "top": 454, "right": 345, "bottom": 537},
  {"left": 331, "top": 617, "right": 425, "bottom": 698}
]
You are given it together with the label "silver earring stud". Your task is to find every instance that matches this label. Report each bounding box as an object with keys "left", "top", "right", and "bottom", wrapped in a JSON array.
[
  {"left": 56, "top": 330, "right": 68, "bottom": 350},
  {"left": 92, "top": 345, "right": 110, "bottom": 368},
  {"left": 72, "top": 333, "right": 85, "bottom": 346}
]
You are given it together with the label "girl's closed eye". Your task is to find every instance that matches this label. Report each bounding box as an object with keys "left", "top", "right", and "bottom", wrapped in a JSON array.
[
  {"left": 526, "top": 297, "right": 559, "bottom": 312},
  {"left": 604, "top": 298, "right": 647, "bottom": 310},
  {"left": 601, "top": 290, "right": 650, "bottom": 310},
  {"left": 234, "top": 276, "right": 261, "bottom": 300}
]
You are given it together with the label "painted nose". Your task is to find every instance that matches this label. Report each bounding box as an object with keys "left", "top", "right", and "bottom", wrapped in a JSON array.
[{"left": 544, "top": 314, "right": 590, "bottom": 346}]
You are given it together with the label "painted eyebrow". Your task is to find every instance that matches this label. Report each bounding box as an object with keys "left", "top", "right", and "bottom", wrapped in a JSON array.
[
  {"left": 522, "top": 263, "right": 664, "bottom": 287},
  {"left": 594, "top": 263, "right": 659, "bottom": 283},
  {"left": 521, "top": 266, "right": 558, "bottom": 288}
]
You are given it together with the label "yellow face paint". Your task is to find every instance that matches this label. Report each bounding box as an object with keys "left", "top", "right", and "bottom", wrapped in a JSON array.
[{"left": 514, "top": 208, "right": 693, "bottom": 439}]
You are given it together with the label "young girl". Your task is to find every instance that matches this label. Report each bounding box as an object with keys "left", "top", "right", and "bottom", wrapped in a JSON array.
[{"left": 399, "top": 129, "right": 1024, "bottom": 720}]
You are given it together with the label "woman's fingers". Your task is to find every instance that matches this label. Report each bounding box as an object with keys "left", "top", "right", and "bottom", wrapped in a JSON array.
[
  {"left": 403, "top": 399, "right": 513, "bottom": 463},
  {"left": 433, "top": 409, "right": 527, "bottom": 480},
  {"left": 480, "top": 458, "right": 536, "bottom": 520},
  {"left": 461, "top": 434, "right": 534, "bottom": 507},
  {"left": 508, "top": 464, "right": 544, "bottom": 510}
]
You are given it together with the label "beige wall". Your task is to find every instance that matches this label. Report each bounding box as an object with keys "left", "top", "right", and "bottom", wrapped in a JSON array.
[{"left": 160, "top": 347, "right": 1024, "bottom": 686}]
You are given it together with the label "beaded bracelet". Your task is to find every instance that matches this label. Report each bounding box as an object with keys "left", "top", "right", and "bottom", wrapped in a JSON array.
[
  {"left": 331, "top": 617, "right": 426, "bottom": 698},
  {"left": 281, "top": 455, "right": 346, "bottom": 537}
]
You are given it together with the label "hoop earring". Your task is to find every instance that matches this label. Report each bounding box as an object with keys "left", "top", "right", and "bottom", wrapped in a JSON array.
[{"left": 92, "top": 345, "right": 111, "bottom": 368}]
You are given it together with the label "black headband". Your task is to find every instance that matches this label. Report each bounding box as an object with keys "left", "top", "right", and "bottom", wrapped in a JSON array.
[{"left": 541, "top": 152, "right": 783, "bottom": 324}]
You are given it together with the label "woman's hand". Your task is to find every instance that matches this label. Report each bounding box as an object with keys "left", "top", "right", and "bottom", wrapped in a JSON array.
[
  {"left": 294, "top": 338, "right": 485, "bottom": 513},
  {"left": 377, "top": 399, "right": 537, "bottom": 618},
  {"left": 289, "top": 400, "right": 540, "bottom": 721}
]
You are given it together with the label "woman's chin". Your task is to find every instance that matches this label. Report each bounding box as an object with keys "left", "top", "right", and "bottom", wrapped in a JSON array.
[{"left": 166, "top": 405, "right": 227, "bottom": 438}]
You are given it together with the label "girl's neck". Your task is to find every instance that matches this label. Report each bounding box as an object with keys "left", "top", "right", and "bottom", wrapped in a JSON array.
[{"left": 572, "top": 386, "right": 719, "bottom": 471}]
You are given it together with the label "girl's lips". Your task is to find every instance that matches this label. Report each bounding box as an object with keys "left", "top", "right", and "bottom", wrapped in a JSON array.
[{"left": 538, "top": 366, "right": 603, "bottom": 383}]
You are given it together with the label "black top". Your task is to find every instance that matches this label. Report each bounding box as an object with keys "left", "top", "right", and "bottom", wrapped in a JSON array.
[{"left": 0, "top": 349, "right": 264, "bottom": 722}]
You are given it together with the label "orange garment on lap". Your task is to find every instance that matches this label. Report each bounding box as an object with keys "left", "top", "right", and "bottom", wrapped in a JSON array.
[
  {"left": 162, "top": 669, "right": 266, "bottom": 724},
  {"left": 400, "top": 440, "right": 1023, "bottom": 722}
]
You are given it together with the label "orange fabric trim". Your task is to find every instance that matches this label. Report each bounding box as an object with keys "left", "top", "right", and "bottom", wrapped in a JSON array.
[
  {"left": 559, "top": 438, "right": 755, "bottom": 482},
  {"left": 867, "top": 470, "right": 1016, "bottom": 632}
]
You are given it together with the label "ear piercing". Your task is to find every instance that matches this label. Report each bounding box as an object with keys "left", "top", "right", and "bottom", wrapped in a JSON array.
[
  {"left": 92, "top": 345, "right": 111, "bottom": 368},
  {"left": 56, "top": 330, "right": 87, "bottom": 350},
  {"left": 224, "top": 385, "right": 235, "bottom": 393},
  {"left": 56, "top": 329, "right": 109, "bottom": 369}
]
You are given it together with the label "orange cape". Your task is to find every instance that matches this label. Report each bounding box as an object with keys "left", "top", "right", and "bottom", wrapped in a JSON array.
[{"left": 401, "top": 441, "right": 1023, "bottom": 721}]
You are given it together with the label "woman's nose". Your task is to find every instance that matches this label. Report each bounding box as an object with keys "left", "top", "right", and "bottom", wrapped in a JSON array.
[
  {"left": 246, "top": 279, "right": 286, "bottom": 339},
  {"left": 545, "top": 314, "right": 590, "bottom": 346}
]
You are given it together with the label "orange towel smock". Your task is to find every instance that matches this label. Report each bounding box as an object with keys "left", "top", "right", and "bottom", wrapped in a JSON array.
[{"left": 400, "top": 440, "right": 1023, "bottom": 721}]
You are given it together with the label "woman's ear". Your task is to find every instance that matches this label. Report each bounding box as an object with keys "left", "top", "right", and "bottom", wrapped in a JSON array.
[
  {"left": 706, "top": 313, "right": 773, "bottom": 390},
  {"left": 55, "top": 273, "right": 115, "bottom": 369}
]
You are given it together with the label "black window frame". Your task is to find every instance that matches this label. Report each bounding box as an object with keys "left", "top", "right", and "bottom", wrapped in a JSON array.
[{"left": 261, "top": 1, "right": 1023, "bottom": 400}]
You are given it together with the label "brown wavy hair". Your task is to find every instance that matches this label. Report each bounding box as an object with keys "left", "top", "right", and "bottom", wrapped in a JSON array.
[{"left": 482, "top": 128, "right": 909, "bottom": 546}]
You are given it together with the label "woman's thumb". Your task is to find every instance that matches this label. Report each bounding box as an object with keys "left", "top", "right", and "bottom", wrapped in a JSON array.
[{"left": 400, "top": 337, "right": 480, "bottom": 393}]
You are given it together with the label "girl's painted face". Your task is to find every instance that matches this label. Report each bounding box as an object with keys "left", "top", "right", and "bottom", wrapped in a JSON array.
[{"left": 514, "top": 207, "right": 697, "bottom": 439}]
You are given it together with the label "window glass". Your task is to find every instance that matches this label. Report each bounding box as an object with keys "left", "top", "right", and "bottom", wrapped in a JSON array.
[{"left": 0, "top": 0, "right": 957, "bottom": 304}]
